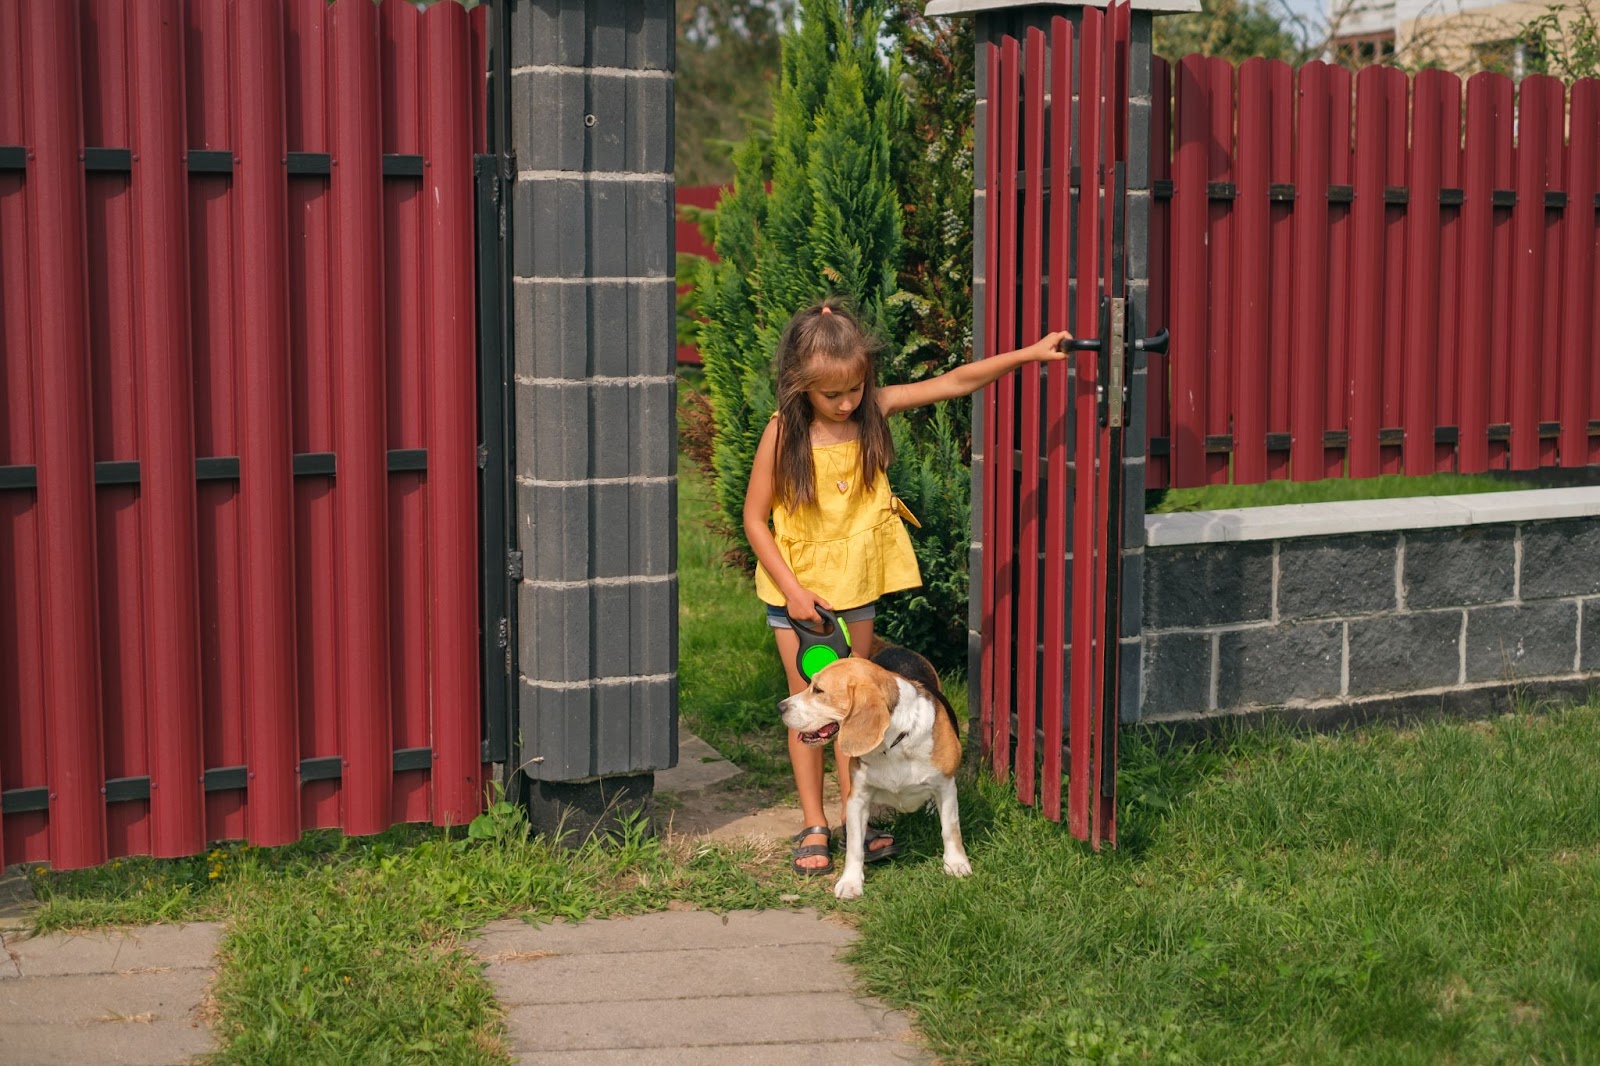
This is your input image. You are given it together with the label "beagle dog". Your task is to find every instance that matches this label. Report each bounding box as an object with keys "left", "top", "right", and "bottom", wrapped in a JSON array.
[{"left": 778, "top": 644, "right": 972, "bottom": 899}]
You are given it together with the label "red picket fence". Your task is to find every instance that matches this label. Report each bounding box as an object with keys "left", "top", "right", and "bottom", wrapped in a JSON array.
[
  {"left": 1, "top": 0, "right": 489, "bottom": 870},
  {"left": 1149, "top": 58, "right": 1600, "bottom": 489}
]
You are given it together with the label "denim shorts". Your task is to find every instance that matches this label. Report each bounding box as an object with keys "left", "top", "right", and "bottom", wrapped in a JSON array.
[{"left": 765, "top": 602, "right": 876, "bottom": 629}]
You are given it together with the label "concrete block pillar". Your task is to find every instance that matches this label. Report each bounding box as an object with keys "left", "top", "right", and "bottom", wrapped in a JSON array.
[{"left": 507, "top": 0, "right": 678, "bottom": 839}]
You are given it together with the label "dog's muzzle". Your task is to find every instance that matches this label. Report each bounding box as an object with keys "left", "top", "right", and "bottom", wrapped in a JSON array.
[
  {"left": 780, "top": 695, "right": 840, "bottom": 746},
  {"left": 798, "top": 722, "right": 838, "bottom": 746}
]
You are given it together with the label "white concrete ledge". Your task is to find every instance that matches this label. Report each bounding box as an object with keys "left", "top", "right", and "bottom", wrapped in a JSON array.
[{"left": 1144, "top": 487, "right": 1600, "bottom": 546}]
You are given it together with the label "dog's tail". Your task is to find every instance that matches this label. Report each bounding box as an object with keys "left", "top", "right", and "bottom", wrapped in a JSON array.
[{"left": 923, "top": 683, "right": 961, "bottom": 739}]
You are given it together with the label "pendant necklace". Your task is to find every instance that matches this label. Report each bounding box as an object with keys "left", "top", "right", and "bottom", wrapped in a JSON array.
[{"left": 817, "top": 441, "right": 852, "bottom": 494}]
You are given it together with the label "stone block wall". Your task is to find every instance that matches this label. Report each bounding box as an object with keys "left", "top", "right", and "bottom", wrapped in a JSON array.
[
  {"left": 509, "top": 0, "right": 677, "bottom": 782},
  {"left": 1139, "top": 490, "right": 1600, "bottom": 724}
]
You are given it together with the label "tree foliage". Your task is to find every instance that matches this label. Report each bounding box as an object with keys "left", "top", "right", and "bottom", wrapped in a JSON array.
[
  {"left": 1153, "top": 0, "right": 1304, "bottom": 63},
  {"left": 675, "top": 2, "right": 792, "bottom": 186},
  {"left": 883, "top": 3, "right": 975, "bottom": 419},
  {"left": 695, "top": 1, "right": 983, "bottom": 671},
  {"left": 696, "top": 0, "right": 905, "bottom": 567},
  {"left": 1520, "top": 1, "right": 1600, "bottom": 80}
]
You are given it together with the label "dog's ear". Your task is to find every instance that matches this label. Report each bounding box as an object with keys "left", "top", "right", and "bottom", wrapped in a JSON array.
[{"left": 835, "top": 667, "right": 896, "bottom": 758}]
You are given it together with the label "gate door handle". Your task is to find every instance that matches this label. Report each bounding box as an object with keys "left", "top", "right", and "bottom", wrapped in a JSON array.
[{"left": 1132, "top": 327, "right": 1169, "bottom": 355}]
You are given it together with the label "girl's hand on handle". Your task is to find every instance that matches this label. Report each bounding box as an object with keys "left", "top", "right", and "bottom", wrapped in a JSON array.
[
  {"left": 1026, "top": 330, "right": 1073, "bottom": 363},
  {"left": 784, "top": 586, "right": 832, "bottom": 624}
]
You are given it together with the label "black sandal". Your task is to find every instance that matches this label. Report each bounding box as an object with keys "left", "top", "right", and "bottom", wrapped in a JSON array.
[
  {"left": 789, "top": 825, "right": 834, "bottom": 876},
  {"left": 844, "top": 826, "right": 902, "bottom": 863}
]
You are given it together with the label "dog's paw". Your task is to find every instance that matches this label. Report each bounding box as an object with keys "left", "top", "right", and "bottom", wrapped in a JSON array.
[
  {"left": 943, "top": 854, "right": 972, "bottom": 878},
  {"left": 833, "top": 874, "right": 865, "bottom": 900}
]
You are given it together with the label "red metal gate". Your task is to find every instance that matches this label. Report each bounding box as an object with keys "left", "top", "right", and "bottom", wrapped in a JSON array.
[
  {"left": 1, "top": 0, "right": 490, "bottom": 871},
  {"left": 979, "top": 3, "right": 1157, "bottom": 848}
]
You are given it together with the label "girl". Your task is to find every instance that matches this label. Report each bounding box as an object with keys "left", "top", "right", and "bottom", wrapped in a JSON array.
[{"left": 743, "top": 298, "right": 1070, "bottom": 874}]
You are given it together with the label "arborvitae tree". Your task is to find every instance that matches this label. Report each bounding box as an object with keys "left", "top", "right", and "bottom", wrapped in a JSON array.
[
  {"left": 694, "top": 1, "right": 978, "bottom": 671},
  {"left": 884, "top": 4, "right": 975, "bottom": 408},
  {"left": 696, "top": 0, "right": 905, "bottom": 568}
]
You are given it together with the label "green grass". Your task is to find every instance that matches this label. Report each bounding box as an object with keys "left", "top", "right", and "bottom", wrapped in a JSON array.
[
  {"left": 25, "top": 804, "right": 800, "bottom": 1064},
  {"left": 1148, "top": 471, "right": 1532, "bottom": 513},
  {"left": 677, "top": 459, "right": 798, "bottom": 792},
  {"left": 842, "top": 710, "right": 1600, "bottom": 1064}
]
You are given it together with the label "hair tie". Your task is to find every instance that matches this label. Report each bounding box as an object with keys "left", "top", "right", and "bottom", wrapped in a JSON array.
[{"left": 820, "top": 305, "right": 833, "bottom": 315}]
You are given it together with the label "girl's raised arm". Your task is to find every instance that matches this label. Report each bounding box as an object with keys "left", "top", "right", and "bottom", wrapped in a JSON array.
[{"left": 877, "top": 330, "right": 1072, "bottom": 417}]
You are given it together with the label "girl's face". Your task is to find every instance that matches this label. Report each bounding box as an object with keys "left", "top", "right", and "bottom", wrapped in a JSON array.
[{"left": 804, "top": 363, "right": 866, "bottom": 424}]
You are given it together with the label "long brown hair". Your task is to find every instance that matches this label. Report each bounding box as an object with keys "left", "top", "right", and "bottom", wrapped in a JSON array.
[{"left": 771, "top": 299, "right": 895, "bottom": 511}]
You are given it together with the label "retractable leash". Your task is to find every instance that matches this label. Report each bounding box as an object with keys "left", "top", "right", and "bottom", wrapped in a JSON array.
[{"left": 785, "top": 605, "right": 852, "bottom": 681}]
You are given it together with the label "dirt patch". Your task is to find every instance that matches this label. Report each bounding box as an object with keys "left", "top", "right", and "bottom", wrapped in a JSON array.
[{"left": 654, "top": 731, "right": 845, "bottom": 845}]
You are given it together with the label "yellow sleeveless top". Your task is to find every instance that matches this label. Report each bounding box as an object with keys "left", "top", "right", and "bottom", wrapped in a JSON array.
[{"left": 754, "top": 438, "right": 923, "bottom": 611}]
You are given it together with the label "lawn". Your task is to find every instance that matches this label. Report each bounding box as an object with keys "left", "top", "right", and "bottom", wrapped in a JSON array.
[
  {"left": 1147, "top": 470, "right": 1530, "bottom": 513},
  {"left": 678, "top": 449, "right": 1600, "bottom": 1065},
  {"left": 17, "top": 431, "right": 1600, "bottom": 1065}
]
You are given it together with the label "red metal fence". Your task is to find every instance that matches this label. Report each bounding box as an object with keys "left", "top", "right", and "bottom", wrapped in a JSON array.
[
  {"left": 980, "top": 6, "right": 1132, "bottom": 846},
  {"left": 1150, "top": 59, "right": 1600, "bottom": 489},
  {"left": 1, "top": 0, "right": 488, "bottom": 870},
  {"left": 675, "top": 184, "right": 723, "bottom": 366}
]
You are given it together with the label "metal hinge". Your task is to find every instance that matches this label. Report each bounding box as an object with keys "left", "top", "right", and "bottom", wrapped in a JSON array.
[
  {"left": 477, "top": 444, "right": 488, "bottom": 470},
  {"left": 497, "top": 616, "right": 509, "bottom": 651},
  {"left": 506, "top": 550, "right": 523, "bottom": 582}
]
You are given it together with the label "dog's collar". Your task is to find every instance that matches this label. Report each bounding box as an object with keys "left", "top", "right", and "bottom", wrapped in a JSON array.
[{"left": 860, "top": 729, "right": 911, "bottom": 761}]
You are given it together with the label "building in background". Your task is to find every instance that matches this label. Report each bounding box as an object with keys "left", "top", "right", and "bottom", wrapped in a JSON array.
[{"left": 1328, "top": 0, "right": 1559, "bottom": 72}]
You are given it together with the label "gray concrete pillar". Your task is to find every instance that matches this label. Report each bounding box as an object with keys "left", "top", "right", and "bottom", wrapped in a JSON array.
[{"left": 507, "top": 0, "right": 678, "bottom": 837}]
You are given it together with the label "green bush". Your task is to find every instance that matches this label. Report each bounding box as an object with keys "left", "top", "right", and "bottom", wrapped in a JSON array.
[
  {"left": 697, "top": 0, "right": 905, "bottom": 556},
  {"left": 877, "top": 404, "right": 970, "bottom": 672},
  {"left": 693, "top": 1, "right": 979, "bottom": 671}
]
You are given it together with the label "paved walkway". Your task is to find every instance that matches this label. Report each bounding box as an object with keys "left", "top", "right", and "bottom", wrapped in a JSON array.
[
  {"left": 0, "top": 733, "right": 932, "bottom": 1065},
  {"left": 476, "top": 909, "right": 926, "bottom": 1064},
  {"left": 0, "top": 916, "right": 222, "bottom": 1066}
]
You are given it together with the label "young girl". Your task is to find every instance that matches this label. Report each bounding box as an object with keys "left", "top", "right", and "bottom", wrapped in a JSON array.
[{"left": 743, "top": 298, "right": 1070, "bottom": 874}]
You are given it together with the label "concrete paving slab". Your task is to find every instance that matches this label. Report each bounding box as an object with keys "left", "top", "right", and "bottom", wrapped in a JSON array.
[
  {"left": 1, "top": 1018, "right": 216, "bottom": 1066},
  {"left": 487, "top": 941, "right": 855, "bottom": 1004},
  {"left": 0, "top": 866, "right": 39, "bottom": 937},
  {"left": 653, "top": 732, "right": 743, "bottom": 794},
  {"left": 512, "top": 1043, "right": 927, "bottom": 1065},
  {"left": 477, "top": 907, "right": 932, "bottom": 1064},
  {"left": 504, "top": 990, "right": 908, "bottom": 1050},
  {"left": 475, "top": 908, "right": 855, "bottom": 957},
  {"left": 4, "top": 922, "right": 223, "bottom": 978},
  {"left": 0, "top": 966, "right": 213, "bottom": 1024}
]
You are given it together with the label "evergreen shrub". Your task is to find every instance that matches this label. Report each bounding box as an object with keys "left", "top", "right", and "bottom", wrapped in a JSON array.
[{"left": 694, "top": 0, "right": 977, "bottom": 674}]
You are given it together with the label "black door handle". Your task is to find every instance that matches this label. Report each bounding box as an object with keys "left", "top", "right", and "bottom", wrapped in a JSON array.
[{"left": 1132, "top": 328, "right": 1168, "bottom": 355}]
